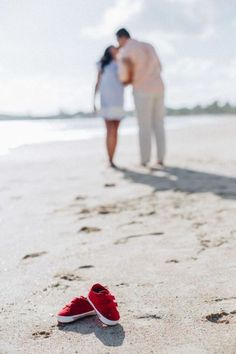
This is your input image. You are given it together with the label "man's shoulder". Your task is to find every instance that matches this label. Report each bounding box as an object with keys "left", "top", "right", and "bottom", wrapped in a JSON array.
[
  {"left": 140, "top": 41, "right": 155, "bottom": 49},
  {"left": 121, "top": 39, "right": 156, "bottom": 58},
  {"left": 131, "top": 39, "right": 155, "bottom": 50},
  {"left": 128, "top": 39, "right": 143, "bottom": 47}
]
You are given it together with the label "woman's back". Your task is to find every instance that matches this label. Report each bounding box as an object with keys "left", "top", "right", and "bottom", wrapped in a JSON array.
[{"left": 99, "top": 60, "right": 124, "bottom": 109}]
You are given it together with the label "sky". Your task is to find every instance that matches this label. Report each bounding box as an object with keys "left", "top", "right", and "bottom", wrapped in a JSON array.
[{"left": 0, "top": 0, "right": 235, "bottom": 115}]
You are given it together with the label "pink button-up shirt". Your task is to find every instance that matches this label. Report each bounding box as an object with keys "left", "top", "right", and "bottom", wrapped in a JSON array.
[{"left": 118, "top": 39, "right": 164, "bottom": 94}]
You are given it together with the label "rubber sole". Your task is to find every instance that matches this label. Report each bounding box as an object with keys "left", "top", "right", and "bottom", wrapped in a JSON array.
[
  {"left": 57, "top": 310, "right": 96, "bottom": 323},
  {"left": 87, "top": 297, "right": 119, "bottom": 326}
]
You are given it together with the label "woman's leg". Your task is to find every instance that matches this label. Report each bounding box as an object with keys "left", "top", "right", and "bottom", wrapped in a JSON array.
[{"left": 105, "top": 120, "right": 120, "bottom": 166}]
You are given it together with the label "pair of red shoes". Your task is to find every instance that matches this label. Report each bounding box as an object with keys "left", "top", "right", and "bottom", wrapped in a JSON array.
[{"left": 57, "top": 284, "right": 120, "bottom": 326}]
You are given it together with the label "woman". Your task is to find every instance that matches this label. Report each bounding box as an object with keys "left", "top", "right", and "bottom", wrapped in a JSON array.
[{"left": 94, "top": 46, "right": 125, "bottom": 168}]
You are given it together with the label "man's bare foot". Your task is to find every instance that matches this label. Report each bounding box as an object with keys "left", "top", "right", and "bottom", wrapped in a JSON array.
[{"left": 150, "top": 162, "right": 165, "bottom": 171}]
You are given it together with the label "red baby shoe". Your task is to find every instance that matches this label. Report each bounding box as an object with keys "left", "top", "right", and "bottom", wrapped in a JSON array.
[
  {"left": 57, "top": 296, "right": 96, "bottom": 323},
  {"left": 88, "top": 283, "right": 120, "bottom": 326}
]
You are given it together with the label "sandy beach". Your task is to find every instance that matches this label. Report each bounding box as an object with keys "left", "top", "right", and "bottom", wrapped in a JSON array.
[{"left": 0, "top": 116, "right": 236, "bottom": 354}]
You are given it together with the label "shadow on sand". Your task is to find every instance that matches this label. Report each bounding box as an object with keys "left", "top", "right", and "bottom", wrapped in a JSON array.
[
  {"left": 119, "top": 166, "right": 236, "bottom": 200},
  {"left": 58, "top": 317, "right": 125, "bottom": 347}
]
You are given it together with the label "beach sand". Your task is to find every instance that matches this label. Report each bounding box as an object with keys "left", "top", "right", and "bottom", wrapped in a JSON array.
[{"left": 0, "top": 117, "right": 236, "bottom": 354}]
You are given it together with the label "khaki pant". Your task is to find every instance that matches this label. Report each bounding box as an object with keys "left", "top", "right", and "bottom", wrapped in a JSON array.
[{"left": 134, "top": 91, "right": 166, "bottom": 164}]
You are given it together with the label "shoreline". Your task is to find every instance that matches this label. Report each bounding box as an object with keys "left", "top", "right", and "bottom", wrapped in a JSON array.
[
  {"left": 0, "top": 112, "right": 235, "bottom": 121},
  {"left": 0, "top": 115, "right": 234, "bottom": 157}
]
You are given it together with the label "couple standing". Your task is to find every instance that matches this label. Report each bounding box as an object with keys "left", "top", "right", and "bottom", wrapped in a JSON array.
[{"left": 94, "top": 28, "right": 165, "bottom": 168}]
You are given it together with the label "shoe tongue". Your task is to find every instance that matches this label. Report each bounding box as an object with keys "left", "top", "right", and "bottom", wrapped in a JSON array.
[{"left": 100, "top": 289, "right": 109, "bottom": 295}]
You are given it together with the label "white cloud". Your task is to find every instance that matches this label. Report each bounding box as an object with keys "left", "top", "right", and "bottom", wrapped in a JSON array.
[
  {"left": 167, "top": 57, "right": 213, "bottom": 77},
  {"left": 143, "top": 30, "right": 178, "bottom": 56},
  {"left": 164, "top": 56, "right": 236, "bottom": 107},
  {"left": 223, "top": 59, "right": 236, "bottom": 79},
  {"left": 197, "top": 25, "right": 216, "bottom": 40},
  {"left": 150, "top": 0, "right": 214, "bottom": 35},
  {"left": 81, "top": 0, "right": 144, "bottom": 38}
]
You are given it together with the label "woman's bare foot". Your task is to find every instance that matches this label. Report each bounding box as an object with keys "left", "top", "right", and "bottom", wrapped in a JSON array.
[{"left": 109, "top": 161, "right": 118, "bottom": 169}]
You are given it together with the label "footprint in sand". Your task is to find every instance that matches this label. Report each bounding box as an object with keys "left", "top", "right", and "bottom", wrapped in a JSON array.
[
  {"left": 104, "top": 183, "right": 116, "bottom": 187},
  {"left": 115, "top": 282, "right": 129, "bottom": 287},
  {"left": 54, "top": 273, "right": 82, "bottom": 282},
  {"left": 78, "top": 265, "right": 94, "bottom": 269},
  {"left": 213, "top": 297, "right": 236, "bottom": 302},
  {"left": 52, "top": 282, "right": 68, "bottom": 289},
  {"left": 215, "top": 239, "right": 228, "bottom": 247},
  {"left": 200, "top": 239, "right": 210, "bottom": 248},
  {"left": 198, "top": 237, "right": 228, "bottom": 254},
  {"left": 114, "top": 232, "right": 164, "bottom": 245},
  {"left": 205, "top": 296, "right": 236, "bottom": 304},
  {"left": 138, "top": 211, "right": 155, "bottom": 217},
  {"left": 79, "top": 226, "right": 101, "bottom": 233},
  {"left": 137, "top": 314, "right": 162, "bottom": 320},
  {"left": 119, "top": 221, "right": 142, "bottom": 228},
  {"left": 78, "top": 208, "right": 91, "bottom": 219},
  {"left": 50, "top": 282, "right": 61, "bottom": 288},
  {"left": 97, "top": 205, "right": 118, "bottom": 215},
  {"left": 78, "top": 208, "right": 90, "bottom": 214},
  {"left": 22, "top": 251, "right": 47, "bottom": 260},
  {"left": 78, "top": 204, "right": 119, "bottom": 217},
  {"left": 192, "top": 222, "right": 206, "bottom": 229},
  {"left": 32, "top": 330, "right": 51, "bottom": 339},
  {"left": 75, "top": 195, "right": 87, "bottom": 201},
  {"left": 205, "top": 311, "right": 236, "bottom": 324},
  {"left": 43, "top": 282, "right": 69, "bottom": 291},
  {"left": 165, "top": 259, "right": 179, "bottom": 263},
  {"left": 137, "top": 282, "right": 152, "bottom": 287},
  {"left": 187, "top": 257, "right": 198, "bottom": 261}
]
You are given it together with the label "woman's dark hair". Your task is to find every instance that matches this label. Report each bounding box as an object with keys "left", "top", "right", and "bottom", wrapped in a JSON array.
[
  {"left": 116, "top": 28, "right": 130, "bottom": 38},
  {"left": 100, "top": 46, "right": 114, "bottom": 71}
]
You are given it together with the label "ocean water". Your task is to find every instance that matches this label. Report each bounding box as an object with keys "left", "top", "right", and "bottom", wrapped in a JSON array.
[{"left": 0, "top": 115, "right": 220, "bottom": 155}]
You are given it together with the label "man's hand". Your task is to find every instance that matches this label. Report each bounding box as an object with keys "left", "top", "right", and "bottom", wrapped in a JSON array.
[{"left": 120, "top": 57, "right": 133, "bottom": 85}]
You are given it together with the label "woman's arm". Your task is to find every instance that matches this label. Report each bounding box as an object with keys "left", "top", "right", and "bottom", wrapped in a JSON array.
[{"left": 93, "top": 70, "right": 101, "bottom": 112}]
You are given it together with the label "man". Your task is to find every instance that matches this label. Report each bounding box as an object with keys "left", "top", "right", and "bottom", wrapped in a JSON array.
[{"left": 116, "top": 28, "right": 166, "bottom": 167}]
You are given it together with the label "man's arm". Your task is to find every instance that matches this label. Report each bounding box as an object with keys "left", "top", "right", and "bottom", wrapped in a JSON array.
[
  {"left": 150, "top": 44, "right": 162, "bottom": 72},
  {"left": 118, "top": 57, "right": 133, "bottom": 85}
]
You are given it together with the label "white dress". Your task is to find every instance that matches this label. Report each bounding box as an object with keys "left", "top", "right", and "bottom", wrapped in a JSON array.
[{"left": 98, "top": 60, "right": 125, "bottom": 120}]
